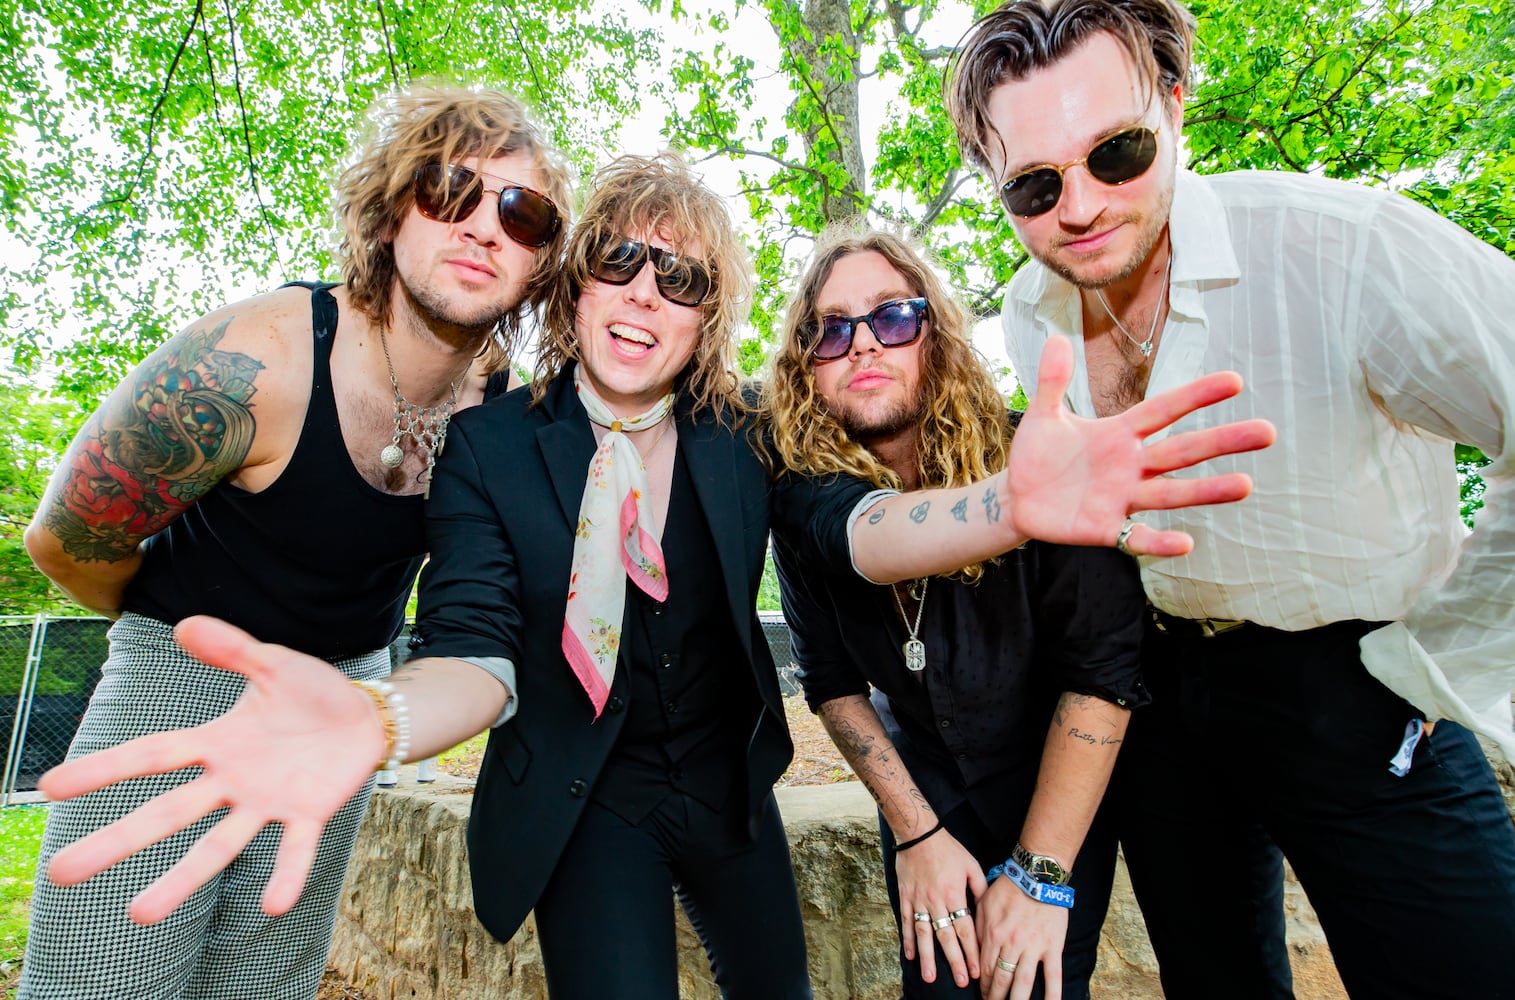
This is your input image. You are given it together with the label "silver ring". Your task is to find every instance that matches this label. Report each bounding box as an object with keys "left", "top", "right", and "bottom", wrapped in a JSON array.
[
  {"left": 949, "top": 907, "right": 969, "bottom": 921},
  {"left": 932, "top": 915, "right": 954, "bottom": 930},
  {"left": 913, "top": 911, "right": 931, "bottom": 923},
  {"left": 997, "top": 958, "right": 1018, "bottom": 974},
  {"left": 1115, "top": 520, "right": 1137, "bottom": 557}
]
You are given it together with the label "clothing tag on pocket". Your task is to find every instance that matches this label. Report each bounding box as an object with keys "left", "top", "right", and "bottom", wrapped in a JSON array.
[{"left": 1387, "top": 718, "right": 1424, "bottom": 778}]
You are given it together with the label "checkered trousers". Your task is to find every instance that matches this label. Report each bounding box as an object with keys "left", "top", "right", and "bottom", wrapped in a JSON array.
[{"left": 18, "top": 613, "right": 389, "bottom": 1000}]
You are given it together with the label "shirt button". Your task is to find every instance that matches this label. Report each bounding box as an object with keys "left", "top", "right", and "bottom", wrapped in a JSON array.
[
  {"left": 652, "top": 602, "right": 666, "bottom": 616},
  {"left": 956, "top": 752, "right": 968, "bottom": 760},
  {"left": 568, "top": 778, "right": 589, "bottom": 797},
  {"left": 665, "top": 700, "right": 678, "bottom": 714},
  {"left": 670, "top": 767, "right": 684, "bottom": 783},
  {"left": 658, "top": 653, "right": 673, "bottom": 670},
  {"left": 939, "top": 719, "right": 952, "bottom": 729},
  {"left": 606, "top": 696, "right": 625, "bottom": 713}
]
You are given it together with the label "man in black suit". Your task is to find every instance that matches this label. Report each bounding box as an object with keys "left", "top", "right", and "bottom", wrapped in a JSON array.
[{"left": 36, "top": 154, "right": 1272, "bottom": 998}]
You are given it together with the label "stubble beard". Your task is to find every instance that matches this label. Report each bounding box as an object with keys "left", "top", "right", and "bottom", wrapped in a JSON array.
[
  {"left": 397, "top": 260, "right": 521, "bottom": 340},
  {"left": 831, "top": 379, "right": 926, "bottom": 445},
  {"left": 1040, "top": 180, "right": 1174, "bottom": 291}
]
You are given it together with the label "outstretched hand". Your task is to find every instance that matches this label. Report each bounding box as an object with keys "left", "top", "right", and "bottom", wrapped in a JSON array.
[
  {"left": 39, "top": 615, "right": 386, "bottom": 924},
  {"left": 1007, "top": 336, "right": 1275, "bottom": 556}
]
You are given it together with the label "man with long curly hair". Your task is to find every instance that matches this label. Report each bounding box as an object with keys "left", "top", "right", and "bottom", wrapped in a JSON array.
[
  {"left": 20, "top": 85, "right": 569, "bottom": 1000},
  {"left": 766, "top": 225, "right": 1144, "bottom": 1000}
]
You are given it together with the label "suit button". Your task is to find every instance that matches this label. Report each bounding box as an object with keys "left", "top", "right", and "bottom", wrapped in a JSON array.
[
  {"left": 652, "top": 602, "right": 666, "bottom": 616},
  {"left": 664, "top": 700, "right": 678, "bottom": 714},
  {"left": 606, "top": 696, "right": 625, "bottom": 713},
  {"left": 568, "top": 778, "right": 589, "bottom": 797},
  {"left": 658, "top": 653, "right": 673, "bottom": 670}
]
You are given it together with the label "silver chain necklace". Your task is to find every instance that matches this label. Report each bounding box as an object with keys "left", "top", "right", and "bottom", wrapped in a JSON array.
[
  {"left": 891, "top": 578, "right": 930, "bottom": 672},
  {"left": 1093, "top": 250, "right": 1173, "bottom": 360},
  {"left": 377, "top": 327, "right": 466, "bottom": 499}
]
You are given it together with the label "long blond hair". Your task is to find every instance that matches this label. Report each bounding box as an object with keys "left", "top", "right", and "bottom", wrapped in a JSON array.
[
  {"left": 334, "top": 83, "right": 573, "bottom": 372},
  {"left": 534, "top": 152, "right": 752, "bottom": 418},
  {"left": 762, "top": 224, "right": 1011, "bottom": 580}
]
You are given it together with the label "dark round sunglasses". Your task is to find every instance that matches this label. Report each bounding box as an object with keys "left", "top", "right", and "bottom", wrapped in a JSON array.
[
  {"left": 803, "top": 297, "right": 928, "bottom": 362},
  {"left": 589, "top": 237, "right": 716, "bottom": 308},
  {"left": 999, "top": 125, "right": 1161, "bottom": 218},
  {"left": 412, "top": 162, "right": 562, "bottom": 248}
]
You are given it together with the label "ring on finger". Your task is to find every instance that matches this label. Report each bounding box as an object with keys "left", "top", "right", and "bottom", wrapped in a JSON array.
[
  {"left": 932, "top": 915, "right": 954, "bottom": 930},
  {"left": 949, "top": 907, "right": 969, "bottom": 921},
  {"left": 997, "top": 958, "right": 1018, "bottom": 974},
  {"left": 912, "top": 911, "right": 931, "bottom": 923},
  {"left": 1115, "top": 519, "right": 1138, "bottom": 557}
]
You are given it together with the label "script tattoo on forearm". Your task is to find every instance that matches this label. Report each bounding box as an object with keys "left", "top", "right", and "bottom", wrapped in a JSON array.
[
  {"left": 868, "top": 507, "right": 887, "bottom": 525},
  {"left": 981, "top": 484, "right": 1002, "bottom": 524},
  {"left": 44, "top": 318, "right": 263, "bottom": 563},
  {"left": 951, "top": 497, "right": 967, "bottom": 523},
  {"left": 909, "top": 501, "right": 929, "bottom": 524}
]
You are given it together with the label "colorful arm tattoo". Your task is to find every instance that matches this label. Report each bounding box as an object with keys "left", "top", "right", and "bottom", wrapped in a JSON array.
[{"left": 43, "top": 318, "right": 264, "bottom": 563}]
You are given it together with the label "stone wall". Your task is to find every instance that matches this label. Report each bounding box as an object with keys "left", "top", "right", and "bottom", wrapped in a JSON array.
[{"left": 334, "top": 744, "right": 1510, "bottom": 1000}]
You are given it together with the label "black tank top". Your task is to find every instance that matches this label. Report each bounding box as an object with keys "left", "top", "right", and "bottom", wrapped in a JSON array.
[{"left": 123, "top": 284, "right": 426, "bottom": 658}]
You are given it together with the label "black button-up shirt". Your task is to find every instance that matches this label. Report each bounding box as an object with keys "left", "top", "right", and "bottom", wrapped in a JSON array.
[{"left": 771, "top": 450, "right": 1148, "bottom": 831}]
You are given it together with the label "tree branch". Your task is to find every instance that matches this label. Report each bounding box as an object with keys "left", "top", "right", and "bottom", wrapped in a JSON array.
[
  {"left": 99, "top": 1, "right": 204, "bottom": 210},
  {"left": 220, "top": 0, "right": 282, "bottom": 262},
  {"left": 376, "top": 0, "right": 403, "bottom": 89}
]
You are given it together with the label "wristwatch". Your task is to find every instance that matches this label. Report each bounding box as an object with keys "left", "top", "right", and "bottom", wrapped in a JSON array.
[{"left": 1011, "top": 843, "right": 1071, "bottom": 886}]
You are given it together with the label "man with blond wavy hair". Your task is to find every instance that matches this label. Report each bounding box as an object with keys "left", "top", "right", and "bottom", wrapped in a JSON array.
[
  {"left": 21, "top": 84, "right": 569, "bottom": 1000},
  {"left": 766, "top": 224, "right": 1146, "bottom": 1000}
]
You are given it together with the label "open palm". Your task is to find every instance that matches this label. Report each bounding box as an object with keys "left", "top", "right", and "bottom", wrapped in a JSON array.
[
  {"left": 1007, "top": 336, "right": 1274, "bottom": 556},
  {"left": 40, "top": 615, "right": 385, "bottom": 923}
]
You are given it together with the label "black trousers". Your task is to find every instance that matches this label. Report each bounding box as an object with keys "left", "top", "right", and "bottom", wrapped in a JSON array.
[
  {"left": 533, "top": 791, "right": 812, "bottom": 1000},
  {"left": 1116, "top": 617, "right": 1515, "bottom": 1000},
  {"left": 879, "top": 798, "right": 1118, "bottom": 1000}
]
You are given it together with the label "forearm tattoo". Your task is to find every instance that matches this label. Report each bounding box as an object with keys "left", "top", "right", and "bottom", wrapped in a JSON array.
[
  {"left": 909, "top": 501, "right": 929, "bottom": 524},
  {"left": 820, "top": 701, "right": 935, "bottom": 824},
  {"left": 951, "top": 497, "right": 967, "bottom": 523},
  {"left": 44, "top": 318, "right": 263, "bottom": 562},
  {"left": 868, "top": 507, "right": 887, "bottom": 525},
  {"left": 981, "top": 484, "right": 1001, "bottom": 524}
]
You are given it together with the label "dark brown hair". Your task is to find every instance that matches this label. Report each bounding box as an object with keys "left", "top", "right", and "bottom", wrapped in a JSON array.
[{"left": 947, "top": 0, "right": 1195, "bottom": 174}]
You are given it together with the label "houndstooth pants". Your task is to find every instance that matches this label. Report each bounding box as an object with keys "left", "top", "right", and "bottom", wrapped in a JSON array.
[{"left": 18, "top": 613, "right": 388, "bottom": 1000}]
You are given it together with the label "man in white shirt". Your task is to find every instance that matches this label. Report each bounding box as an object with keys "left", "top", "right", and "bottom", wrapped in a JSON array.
[{"left": 947, "top": 2, "right": 1515, "bottom": 998}]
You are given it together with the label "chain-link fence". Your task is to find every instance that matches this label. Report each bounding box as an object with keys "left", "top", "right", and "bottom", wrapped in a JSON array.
[
  {"left": 2, "top": 613, "right": 801, "bottom": 803},
  {"left": 2, "top": 616, "right": 111, "bottom": 801}
]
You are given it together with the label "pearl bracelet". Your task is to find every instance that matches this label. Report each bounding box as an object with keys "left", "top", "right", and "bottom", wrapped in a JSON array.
[{"left": 352, "top": 679, "right": 411, "bottom": 772}]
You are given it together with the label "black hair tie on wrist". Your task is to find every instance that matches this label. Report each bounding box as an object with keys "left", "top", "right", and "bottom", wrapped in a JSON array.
[{"left": 894, "top": 820, "right": 945, "bottom": 852}]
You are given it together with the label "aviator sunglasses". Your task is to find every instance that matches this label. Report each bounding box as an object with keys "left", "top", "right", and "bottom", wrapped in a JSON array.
[
  {"left": 1000, "top": 124, "right": 1161, "bottom": 218},
  {"left": 588, "top": 237, "right": 717, "bottom": 308},
  {"left": 803, "top": 297, "right": 929, "bottom": 361},
  {"left": 412, "top": 162, "right": 562, "bottom": 248}
]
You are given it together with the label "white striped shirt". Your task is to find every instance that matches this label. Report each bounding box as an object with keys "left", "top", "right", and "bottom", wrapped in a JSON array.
[{"left": 1002, "top": 168, "right": 1515, "bottom": 757}]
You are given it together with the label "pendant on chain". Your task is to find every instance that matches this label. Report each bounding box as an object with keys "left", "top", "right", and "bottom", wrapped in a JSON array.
[{"left": 903, "top": 638, "right": 926, "bottom": 672}]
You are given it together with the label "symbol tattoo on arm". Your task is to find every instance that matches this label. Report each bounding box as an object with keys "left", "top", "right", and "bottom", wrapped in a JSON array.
[
  {"left": 868, "top": 507, "right": 887, "bottom": 525},
  {"left": 909, "top": 501, "right": 929, "bottom": 524},
  {"left": 951, "top": 498, "right": 967, "bottom": 523},
  {"left": 981, "top": 485, "right": 1001, "bottom": 524}
]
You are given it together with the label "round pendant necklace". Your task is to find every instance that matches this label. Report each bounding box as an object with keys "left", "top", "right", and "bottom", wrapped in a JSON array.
[
  {"left": 1094, "top": 250, "right": 1173, "bottom": 360},
  {"left": 377, "top": 327, "right": 467, "bottom": 498}
]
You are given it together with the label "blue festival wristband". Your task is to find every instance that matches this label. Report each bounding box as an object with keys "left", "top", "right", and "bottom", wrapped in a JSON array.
[{"left": 984, "top": 854, "right": 1076, "bottom": 909}]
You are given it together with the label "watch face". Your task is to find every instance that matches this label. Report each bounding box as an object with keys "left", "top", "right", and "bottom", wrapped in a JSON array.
[{"left": 1013, "top": 843, "right": 1071, "bottom": 885}]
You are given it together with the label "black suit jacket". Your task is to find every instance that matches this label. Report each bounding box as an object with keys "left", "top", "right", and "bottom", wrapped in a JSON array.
[{"left": 413, "top": 369, "right": 793, "bottom": 943}]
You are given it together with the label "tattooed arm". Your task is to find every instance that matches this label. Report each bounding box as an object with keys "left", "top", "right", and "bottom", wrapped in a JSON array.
[
  {"left": 975, "top": 691, "right": 1130, "bottom": 997},
  {"left": 818, "top": 694, "right": 984, "bottom": 987},
  {"left": 25, "top": 308, "right": 279, "bottom": 615}
]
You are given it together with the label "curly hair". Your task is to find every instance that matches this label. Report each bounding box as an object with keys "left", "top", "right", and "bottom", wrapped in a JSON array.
[
  {"left": 762, "top": 223, "right": 1012, "bottom": 581},
  {"left": 333, "top": 83, "right": 573, "bottom": 373},
  {"left": 534, "top": 152, "right": 752, "bottom": 418},
  {"left": 947, "top": 0, "right": 1196, "bottom": 175}
]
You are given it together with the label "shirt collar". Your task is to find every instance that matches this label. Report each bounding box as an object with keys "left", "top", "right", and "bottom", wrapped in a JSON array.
[{"left": 1011, "top": 168, "right": 1241, "bottom": 317}]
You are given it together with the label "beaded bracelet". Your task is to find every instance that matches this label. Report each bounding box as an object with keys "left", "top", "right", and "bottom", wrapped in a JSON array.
[{"left": 352, "top": 679, "right": 412, "bottom": 772}]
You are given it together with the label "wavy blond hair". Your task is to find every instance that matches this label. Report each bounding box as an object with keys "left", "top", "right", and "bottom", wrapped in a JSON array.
[
  {"left": 762, "top": 224, "right": 1011, "bottom": 580},
  {"left": 334, "top": 83, "right": 573, "bottom": 373},
  {"left": 535, "top": 152, "right": 751, "bottom": 417}
]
